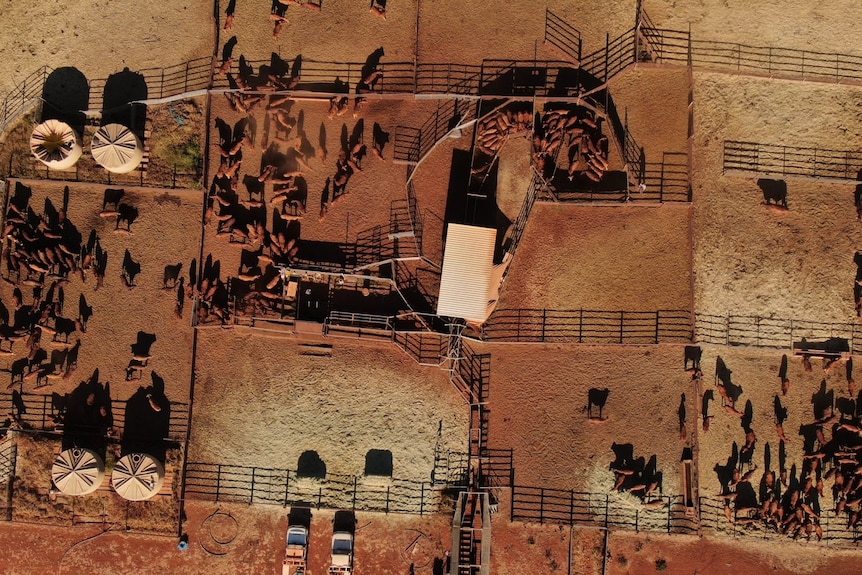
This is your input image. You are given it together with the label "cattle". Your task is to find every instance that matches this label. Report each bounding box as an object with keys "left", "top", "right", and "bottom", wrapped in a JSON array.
[
  {"left": 757, "top": 178, "right": 788, "bottom": 208},
  {"left": 102, "top": 188, "right": 125, "bottom": 212},
  {"left": 52, "top": 317, "right": 78, "bottom": 343},
  {"left": 115, "top": 203, "right": 139, "bottom": 232},
  {"left": 121, "top": 249, "right": 142, "bottom": 287},
  {"left": 78, "top": 294, "right": 93, "bottom": 331}
]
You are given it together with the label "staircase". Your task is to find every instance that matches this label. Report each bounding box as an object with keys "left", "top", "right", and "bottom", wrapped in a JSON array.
[{"left": 449, "top": 492, "right": 490, "bottom": 575}]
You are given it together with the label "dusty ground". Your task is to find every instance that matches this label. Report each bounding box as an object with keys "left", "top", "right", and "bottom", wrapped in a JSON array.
[
  {"left": 480, "top": 341, "right": 692, "bottom": 496},
  {"left": 491, "top": 517, "right": 605, "bottom": 575},
  {"left": 645, "top": 0, "right": 862, "bottom": 56},
  {"left": 498, "top": 203, "right": 692, "bottom": 312},
  {"left": 189, "top": 329, "right": 468, "bottom": 480},
  {"left": 608, "top": 530, "right": 862, "bottom": 575},
  {"left": 608, "top": 66, "right": 690, "bottom": 159},
  {"left": 0, "top": 0, "right": 214, "bottom": 95},
  {"left": 0, "top": 179, "right": 199, "bottom": 405},
  {"left": 691, "top": 72, "right": 862, "bottom": 321}
]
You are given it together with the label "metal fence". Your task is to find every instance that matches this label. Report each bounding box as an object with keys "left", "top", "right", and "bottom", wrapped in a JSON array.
[
  {"left": 510, "top": 485, "right": 698, "bottom": 535},
  {"left": 184, "top": 462, "right": 458, "bottom": 515},
  {"left": 510, "top": 486, "right": 860, "bottom": 545},
  {"left": 544, "top": 9, "right": 582, "bottom": 63},
  {"left": 394, "top": 98, "right": 479, "bottom": 165},
  {"left": 642, "top": 27, "right": 862, "bottom": 85},
  {"left": 0, "top": 392, "right": 189, "bottom": 442},
  {"left": 0, "top": 66, "right": 51, "bottom": 135},
  {"left": 699, "top": 496, "right": 861, "bottom": 547},
  {"left": 723, "top": 140, "right": 862, "bottom": 181},
  {"left": 87, "top": 56, "right": 212, "bottom": 110},
  {"left": 482, "top": 309, "right": 693, "bottom": 344},
  {"left": 695, "top": 313, "right": 862, "bottom": 354}
]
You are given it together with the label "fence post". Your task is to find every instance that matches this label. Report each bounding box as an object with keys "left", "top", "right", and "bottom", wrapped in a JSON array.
[
  {"left": 604, "top": 494, "right": 609, "bottom": 527},
  {"left": 604, "top": 33, "right": 610, "bottom": 83},
  {"left": 216, "top": 464, "right": 222, "bottom": 502},
  {"left": 635, "top": 508, "right": 639, "bottom": 532},
  {"left": 578, "top": 309, "right": 584, "bottom": 343},
  {"left": 666, "top": 496, "right": 671, "bottom": 533},
  {"left": 619, "top": 311, "right": 625, "bottom": 343},
  {"left": 284, "top": 470, "right": 291, "bottom": 506},
  {"left": 420, "top": 482, "right": 425, "bottom": 515},
  {"left": 569, "top": 490, "right": 575, "bottom": 524},
  {"left": 655, "top": 310, "right": 660, "bottom": 343},
  {"left": 160, "top": 69, "right": 165, "bottom": 99},
  {"left": 317, "top": 488, "right": 322, "bottom": 508},
  {"left": 185, "top": 61, "right": 190, "bottom": 93},
  {"left": 510, "top": 484, "right": 515, "bottom": 521},
  {"left": 542, "top": 308, "right": 546, "bottom": 342},
  {"left": 386, "top": 486, "right": 390, "bottom": 514},
  {"left": 250, "top": 467, "right": 256, "bottom": 504},
  {"left": 540, "top": 488, "right": 545, "bottom": 523}
]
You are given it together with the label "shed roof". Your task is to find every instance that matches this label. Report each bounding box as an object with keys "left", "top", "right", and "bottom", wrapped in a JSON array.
[{"left": 436, "top": 224, "right": 497, "bottom": 322}]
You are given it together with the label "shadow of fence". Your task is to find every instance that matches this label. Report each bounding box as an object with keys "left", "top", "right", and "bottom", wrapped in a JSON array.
[
  {"left": 212, "top": 58, "right": 416, "bottom": 94},
  {"left": 184, "top": 461, "right": 459, "bottom": 515},
  {"left": 723, "top": 140, "right": 862, "bottom": 181},
  {"left": 482, "top": 309, "right": 692, "bottom": 344},
  {"left": 695, "top": 313, "right": 862, "bottom": 354},
  {"left": 0, "top": 392, "right": 188, "bottom": 442}
]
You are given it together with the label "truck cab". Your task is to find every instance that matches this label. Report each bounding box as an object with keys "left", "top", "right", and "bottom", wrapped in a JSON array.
[{"left": 283, "top": 525, "right": 309, "bottom": 575}]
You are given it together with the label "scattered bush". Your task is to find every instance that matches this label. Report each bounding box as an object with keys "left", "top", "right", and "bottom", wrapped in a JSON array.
[{"left": 655, "top": 558, "right": 668, "bottom": 571}]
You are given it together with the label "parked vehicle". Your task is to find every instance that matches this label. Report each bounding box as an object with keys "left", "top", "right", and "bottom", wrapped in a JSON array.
[{"left": 283, "top": 525, "right": 309, "bottom": 575}]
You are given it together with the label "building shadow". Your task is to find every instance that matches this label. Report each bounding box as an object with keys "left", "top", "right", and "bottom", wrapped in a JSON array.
[
  {"left": 102, "top": 67, "right": 148, "bottom": 140},
  {"left": 120, "top": 372, "right": 171, "bottom": 463},
  {"left": 40, "top": 67, "right": 89, "bottom": 136}
]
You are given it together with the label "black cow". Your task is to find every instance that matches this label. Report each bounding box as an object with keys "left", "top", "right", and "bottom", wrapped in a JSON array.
[
  {"left": 757, "top": 178, "right": 788, "bottom": 208},
  {"left": 121, "top": 249, "right": 142, "bottom": 287},
  {"left": 52, "top": 317, "right": 78, "bottom": 343},
  {"left": 116, "top": 203, "right": 139, "bottom": 232},
  {"left": 102, "top": 188, "right": 125, "bottom": 212}
]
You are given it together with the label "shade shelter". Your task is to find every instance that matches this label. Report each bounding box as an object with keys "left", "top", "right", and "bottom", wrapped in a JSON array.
[
  {"left": 51, "top": 448, "right": 105, "bottom": 496},
  {"left": 91, "top": 123, "right": 144, "bottom": 173},
  {"left": 436, "top": 223, "right": 498, "bottom": 323},
  {"left": 30, "top": 119, "right": 82, "bottom": 169},
  {"left": 111, "top": 453, "right": 165, "bottom": 501}
]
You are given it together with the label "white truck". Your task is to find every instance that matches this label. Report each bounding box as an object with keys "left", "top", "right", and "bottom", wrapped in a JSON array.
[
  {"left": 282, "top": 525, "right": 309, "bottom": 575},
  {"left": 328, "top": 531, "right": 354, "bottom": 574}
]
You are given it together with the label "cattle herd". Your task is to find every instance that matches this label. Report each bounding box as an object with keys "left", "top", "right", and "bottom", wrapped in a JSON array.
[{"left": 692, "top": 348, "right": 862, "bottom": 540}]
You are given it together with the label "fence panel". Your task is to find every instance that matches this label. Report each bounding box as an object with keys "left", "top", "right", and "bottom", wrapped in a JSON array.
[
  {"left": 723, "top": 140, "right": 862, "bottom": 181},
  {"left": 544, "top": 9, "right": 582, "bottom": 63},
  {"left": 483, "top": 308, "right": 692, "bottom": 344},
  {"left": 184, "top": 461, "right": 449, "bottom": 515}
]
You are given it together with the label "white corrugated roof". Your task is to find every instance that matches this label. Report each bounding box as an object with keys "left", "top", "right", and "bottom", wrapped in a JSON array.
[{"left": 436, "top": 224, "right": 497, "bottom": 322}]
